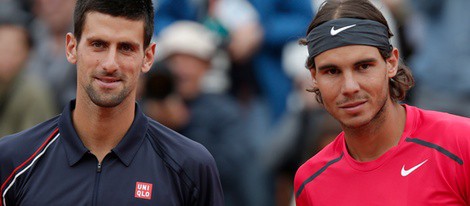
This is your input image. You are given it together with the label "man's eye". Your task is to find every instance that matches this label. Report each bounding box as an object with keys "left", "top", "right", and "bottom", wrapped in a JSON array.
[
  {"left": 120, "top": 44, "right": 134, "bottom": 52},
  {"left": 326, "top": 69, "right": 339, "bottom": 75},
  {"left": 359, "top": 64, "right": 370, "bottom": 70},
  {"left": 91, "top": 41, "right": 104, "bottom": 48}
]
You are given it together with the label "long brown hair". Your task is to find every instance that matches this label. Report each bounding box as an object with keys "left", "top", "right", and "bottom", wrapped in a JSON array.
[{"left": 300, "top": 0, "right": 414, "bottom": 104}]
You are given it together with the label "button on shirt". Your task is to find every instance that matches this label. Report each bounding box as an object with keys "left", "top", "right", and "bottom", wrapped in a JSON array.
[{"left": 0, "top": 100, "right": 224, "bottom": 206}]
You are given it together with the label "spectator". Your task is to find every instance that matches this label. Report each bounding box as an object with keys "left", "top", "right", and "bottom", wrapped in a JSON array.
[
  {"left": 27, "top": 0, "right": 77, "bottom": 110},
  {"left": 142, "top": 62, "right": 189, "bottom": 131},
  {"left": 156, "top": 20, "right": 255, "bottom": 206},
  {"left": 408, "top": 0, "right": 470, "bottom": 116},
  {"left": 247, "top": 0, "right": 313, "bottom": 123},
  {"left": 154, "top": 0, "right": 313, "bottom": 124},
  {"left": 154, "top": 2, "right": 313, "bottom": 205},
  {"left": 0, "top": 2, "right": 57, "bottom": 137}
]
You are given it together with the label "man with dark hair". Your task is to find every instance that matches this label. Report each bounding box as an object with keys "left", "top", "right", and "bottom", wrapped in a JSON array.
[
  {"left": 294, "top": 0, "right": 470, "bottom": 205},
  {"left": 0, "top": 0, "right": 223, "bottom": 205}
]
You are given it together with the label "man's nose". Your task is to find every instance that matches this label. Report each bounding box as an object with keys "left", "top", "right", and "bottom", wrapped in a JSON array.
[
  {"left": 101, "top": 48, "right": 119, "bottom": 73},
  {"left": 341, "top": 71, "right": 360, "bottom": 96}
]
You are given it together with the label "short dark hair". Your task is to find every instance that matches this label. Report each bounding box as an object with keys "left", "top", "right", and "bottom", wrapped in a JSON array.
[
  {"left": 73, "top": 0, "right": 154, "bottom": 49},
  {"left": 300, "top": 0, "right": 414, "bottom": 103}
]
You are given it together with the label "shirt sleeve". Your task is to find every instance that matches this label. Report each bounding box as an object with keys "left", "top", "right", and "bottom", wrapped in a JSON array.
[
  {"left": 294, "top": 166, "right": 310, "bottom": 206},
  {"left": 459, "top": 127, "right": 470, "bottom": 204},
  {"left": 193, "top": 154, "right": 224, "bottom": 206},
  {"left": 0, "top": 137, "right": 19, "bottom": 206}
]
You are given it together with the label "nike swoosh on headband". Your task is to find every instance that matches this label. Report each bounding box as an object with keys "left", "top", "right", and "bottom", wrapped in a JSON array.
[
  {"left": 307, "top": 18, "right": 392, "bottom": 58},
  {"left": 330, "top": 24, "right": 356, "bottom": 36}
]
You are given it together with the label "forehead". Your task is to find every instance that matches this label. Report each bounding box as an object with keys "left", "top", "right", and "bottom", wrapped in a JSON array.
[
  {"left": 81, "top": 12, "right": 145, "bottom": 46},
  {"left": 314, "top": 45, "right": 382, "bottom": 67}
]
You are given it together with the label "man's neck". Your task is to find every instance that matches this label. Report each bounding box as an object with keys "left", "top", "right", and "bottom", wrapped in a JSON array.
[
  {"left": 343, "top": 101, "right": 406, "bottom": 162},
  {"left": 72, "top": 98, "right": 135, "bottom": 163}
]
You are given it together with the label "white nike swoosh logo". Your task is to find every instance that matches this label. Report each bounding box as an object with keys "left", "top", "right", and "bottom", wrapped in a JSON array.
[
  {"left": 401, "top": 159, "right": 428, "bottom": 177},
  {"left": 330, "top": 24, "right": 356, "bottom": 36}
]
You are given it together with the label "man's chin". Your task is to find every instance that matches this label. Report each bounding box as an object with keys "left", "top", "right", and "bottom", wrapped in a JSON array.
[
  {"left": 92, "top": 100, "right": 122, "bottom": 108},
  {"left": 86, "top": 86, "right": 129, "bottom": 108},
  {"left": 338, "top": 115, "right": 371, "bottom": 129},
  {"left": 88, "top": 94, "right": 126, "bottom": 108}
]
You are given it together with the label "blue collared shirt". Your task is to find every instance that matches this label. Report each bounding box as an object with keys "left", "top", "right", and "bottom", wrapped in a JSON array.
[{"left": 0, "top": 100, "right": 224, "bottom": 206}]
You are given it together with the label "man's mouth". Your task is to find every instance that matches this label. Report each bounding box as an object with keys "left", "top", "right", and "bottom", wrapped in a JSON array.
[
  {"left": 95, "top": 76, "right": 121, "bottom": 89},
  {"left": 338, "top": 100, "right": 367, "bottom": 109}
]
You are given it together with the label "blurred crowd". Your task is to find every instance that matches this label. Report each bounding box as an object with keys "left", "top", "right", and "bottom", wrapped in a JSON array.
[{"left": 0, "top": 0, "right": 469, "bottom": 205}]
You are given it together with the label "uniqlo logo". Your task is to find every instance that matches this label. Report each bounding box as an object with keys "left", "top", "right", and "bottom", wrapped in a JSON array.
[{"left": 135, "top": 182, "right": 153, "bottom": 200}]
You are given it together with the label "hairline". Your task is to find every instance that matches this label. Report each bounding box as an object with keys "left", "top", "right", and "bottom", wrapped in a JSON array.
[
  {"left": 76, "top": 11, "right": 149, "bottom": 50},
  {"left": 73, "top": 1, "right": 153, "bottom": 50}
]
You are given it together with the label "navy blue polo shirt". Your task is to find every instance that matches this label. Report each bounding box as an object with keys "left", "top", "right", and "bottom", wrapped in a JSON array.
[{"left": 0, "top": 100, "right": 224, "bottom": 206}]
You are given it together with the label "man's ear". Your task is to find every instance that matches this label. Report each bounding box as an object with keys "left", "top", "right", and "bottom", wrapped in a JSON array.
[
  {"left": 387, "top": 48, "right": 399, "bottom": 78},
  {"left": 65, "top": 33, "right": 77, "bottom": 64},
  {"left": 142, "top": 42, "right": 156, "bottom": 73},
  {"left": 309, "top": 67, "right": 318, "bottom": 87}
]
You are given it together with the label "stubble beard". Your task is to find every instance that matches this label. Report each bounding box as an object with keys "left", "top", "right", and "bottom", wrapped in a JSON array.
[
  {"left": 340, "top": 91, "right": 389, "bottom": 131},
  {"left": 85, "top": 83, "right": 131, "bottom": 108}
]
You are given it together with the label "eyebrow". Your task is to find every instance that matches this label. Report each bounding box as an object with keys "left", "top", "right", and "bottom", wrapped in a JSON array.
[
  {"left": 86, "top": 37, "right": 105, "bottom": 43},
  {"left": 85, "top": 37, "right": 141, "bottom": 49},
  {"left": 317, "top": 63, "right": 337, "bottom": 72},
  {"left": 317, "top": 57, "right": 378, "bottom": 71},
  {"left": 354, "top": 58, "right": 378, "bottom": 66},
  {"left": 119, "top": 41, "right": 140, "bottom": 49}
]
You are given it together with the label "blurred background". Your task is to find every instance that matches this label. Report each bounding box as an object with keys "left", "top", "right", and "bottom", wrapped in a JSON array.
[{"left": 0, "top": 0, "right": 469, "bottom": 205}]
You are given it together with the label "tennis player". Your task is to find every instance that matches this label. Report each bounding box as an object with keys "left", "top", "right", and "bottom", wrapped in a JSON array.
[{"left": 294, "top": 0, "right": 470, "bottom": 205}]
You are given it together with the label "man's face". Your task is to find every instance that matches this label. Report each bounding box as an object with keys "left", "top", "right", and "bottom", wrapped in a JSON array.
[
  {"left": 66, "top": 12, "right": 155, "bottom": 107},
  {"left": 167, "top": 53, "right": 209, "bottom": 100},
  {"left": 312, "top": 45, "right": 398, "bottom": 128},
  {"left": 0, "top": 26, "right": 29, "bottom": 83}
]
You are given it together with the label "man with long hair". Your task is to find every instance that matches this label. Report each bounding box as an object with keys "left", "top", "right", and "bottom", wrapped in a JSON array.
[{"left": 294, "top": 0, "right": 470, "bottom": 205}]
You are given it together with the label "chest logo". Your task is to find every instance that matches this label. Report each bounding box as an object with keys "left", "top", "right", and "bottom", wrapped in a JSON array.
[
  {"left": 401, "top": 159, "right": 428, "bottom": 177},
  {"left": 135, "top": 182, "right": 153, "bottom": 200}
]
